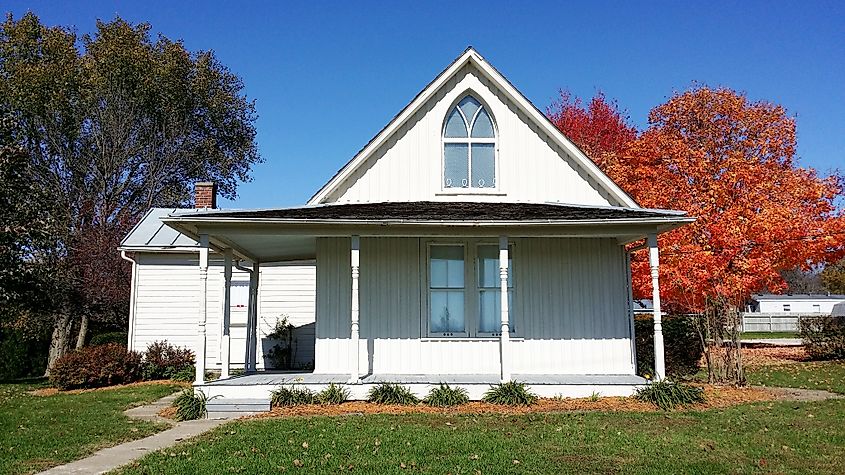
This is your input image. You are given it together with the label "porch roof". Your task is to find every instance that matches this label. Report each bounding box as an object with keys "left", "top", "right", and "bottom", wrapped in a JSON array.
[
  {"left": 177, "top": 201, "right": 688, "bottom": 222},
  {"left": 158, "top": 201, "right": 693, "bottom": 262}
]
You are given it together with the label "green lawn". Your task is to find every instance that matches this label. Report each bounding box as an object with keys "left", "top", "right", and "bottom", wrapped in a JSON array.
[
  {"left": 740, "top": 331, "right": 799, "bottom": 340},
  {"left": 117, "top": 399, "right": 845, "bottom": 474},
  {"left": 0, "top": 380, "right": 179, "bottom": 475},
  {"left": 748, "top": 360, "right": 845, "bottom": 394}
]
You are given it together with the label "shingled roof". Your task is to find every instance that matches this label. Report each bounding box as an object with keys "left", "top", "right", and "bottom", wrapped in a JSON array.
[{"left": 186, "top": 201, "right": 687, "bottom": 222}]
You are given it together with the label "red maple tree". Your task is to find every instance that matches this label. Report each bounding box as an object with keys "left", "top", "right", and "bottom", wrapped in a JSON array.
[{"left": 549, "top": 86, "right": 845, "bottom": 312}]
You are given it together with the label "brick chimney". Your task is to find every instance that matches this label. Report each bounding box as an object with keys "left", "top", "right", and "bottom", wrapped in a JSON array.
[{"left": 194, "top": 182, "right": 217, "bottom": 209}]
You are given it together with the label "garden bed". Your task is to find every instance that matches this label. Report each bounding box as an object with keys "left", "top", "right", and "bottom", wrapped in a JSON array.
[{"left": 255, "top": 385, "right": 775, "bottom": 418}]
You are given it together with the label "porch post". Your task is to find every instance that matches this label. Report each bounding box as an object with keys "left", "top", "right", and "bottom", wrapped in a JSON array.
[
  {"left": 195, "top": 234, "right": 209, "bottom": 385},
  {"left": 246, "top": 262, "right": 260, "bottom": 372},
  {"left": 349, "top": 235, "right": 361, "bottom": 384},
  {"left": 647, "top": 233, "right": 666, "bottom": 380},
  {"left": 220, "top": 249, "right": 233, "bottom": 379},
  {"left": 499, "top": 236, "right": 511, "bottom": 382}
]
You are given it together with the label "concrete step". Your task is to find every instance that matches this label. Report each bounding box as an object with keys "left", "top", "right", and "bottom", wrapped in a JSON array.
[{"left": 206, "top": 398, "right": 271, "bottom": 415}]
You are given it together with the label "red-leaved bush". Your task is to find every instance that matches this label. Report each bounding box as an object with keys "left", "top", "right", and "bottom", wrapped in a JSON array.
[
  {"left": 49, "top": 343, "right": 143, "bottom": 390},
  {"left": 141, "top": 341, "right": 195, "bottom": 381}
]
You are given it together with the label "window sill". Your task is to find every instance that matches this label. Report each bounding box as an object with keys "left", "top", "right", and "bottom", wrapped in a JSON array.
[
  {"left": 435, "top": 190, "right": 507, "bottom": 196},
  {"left": 421, "top": 337, "right": 523, "bottom": 342}
]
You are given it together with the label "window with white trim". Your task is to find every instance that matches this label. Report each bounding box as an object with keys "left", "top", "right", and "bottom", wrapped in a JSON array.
[
  {"left": 427, "top": 241, "right": 515, "bottom": 337},
  {"left": 443, "top": 95, "right": 496, "bottom": 189},
  {"left": 428, "top": 245, "right": 467, "bottom": 336},
  {"left": 783, "top": 304, "right": 791, "bottom": 312}
]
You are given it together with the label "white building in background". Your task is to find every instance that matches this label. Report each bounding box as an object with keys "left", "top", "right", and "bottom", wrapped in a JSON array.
[{"left": 747, "top": 294, "right": 845, "bottom": 315}]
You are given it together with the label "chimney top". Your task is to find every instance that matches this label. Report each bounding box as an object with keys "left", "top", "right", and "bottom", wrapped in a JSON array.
[{"left": 194, "top": 182, "right": 217, "bottom": 209}]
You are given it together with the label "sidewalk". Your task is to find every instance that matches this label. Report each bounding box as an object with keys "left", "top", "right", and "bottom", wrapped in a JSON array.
[{"left": 38, "top": 393, "right": 231, "bottom": 475}]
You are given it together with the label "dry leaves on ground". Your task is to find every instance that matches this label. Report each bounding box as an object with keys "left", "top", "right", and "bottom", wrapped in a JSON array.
[
  {"left": 256, "top": 385, "right": 776, "bottom": 418},
  {"left": 28, "top": 380, "right": 188, "bottom": 397}
]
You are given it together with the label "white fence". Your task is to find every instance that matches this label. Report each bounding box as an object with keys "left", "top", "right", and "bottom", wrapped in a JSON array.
[{"left": 740, "top": 313, "right": 828, "bottom": 332}]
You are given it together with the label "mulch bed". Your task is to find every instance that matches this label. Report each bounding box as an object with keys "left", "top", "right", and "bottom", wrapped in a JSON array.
[
  {"left": 254, "top": 385, "right": 776, "bottom": 418},
  {"left": 28, "top": 380, "right": 188, "bottom": 397}
]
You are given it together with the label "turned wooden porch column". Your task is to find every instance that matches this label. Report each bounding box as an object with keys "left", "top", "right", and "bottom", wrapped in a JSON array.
[
  {"left": 348, "top": 235, "right": 362, "bottom": 384},
  {"left": 195, "top": 234, "right": 209, "bottom": 385},
  {"left": 499, "top": 236, "right": 511, "bottom": 382},
  {"left": 647, "top": 233, "right": 666, "bottom": 380},
  {"left": 220, "top": 249, "right": 233, "bottom": 379}
]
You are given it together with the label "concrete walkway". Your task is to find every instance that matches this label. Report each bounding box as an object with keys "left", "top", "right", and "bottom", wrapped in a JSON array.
[{"left": 38, "top": 394, "right": 231, "bottom": 475}]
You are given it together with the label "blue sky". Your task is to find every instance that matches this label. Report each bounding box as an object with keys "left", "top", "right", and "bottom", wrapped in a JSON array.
[{"left": 7, "top": 1, "right": 845, "bottom": 208}]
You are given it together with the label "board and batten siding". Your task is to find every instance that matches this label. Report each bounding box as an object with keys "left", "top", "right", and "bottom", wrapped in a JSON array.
[
  {"left": 314, "top": 237, "right": 635, "bottom": 375},
  {"left": 322, "top": 63, "right": 616, "bottom": 207},
  {"left": 132, "top": 253, "right": 317, "bottom": 369}
]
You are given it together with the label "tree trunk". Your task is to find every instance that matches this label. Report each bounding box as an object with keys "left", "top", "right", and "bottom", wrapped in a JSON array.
[
  {"left": 75, "top": 314, "right": 89, "bottom": 349},
  {"left": 45, "top": 314, "right": 74, "bottom": 377}
]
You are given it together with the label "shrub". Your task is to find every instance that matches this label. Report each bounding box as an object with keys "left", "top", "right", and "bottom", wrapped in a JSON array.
[
  {"left": 264, "top": 316, "right": 296, "bottom": 370},
  {"left": 171, "top": 365, "right": 196, "bottom": 382},
  {"left": 482, "top": 381, "right": 537, "bottom": 406},
  {"left": 173, "top": 388, "right": 208, "bottom": 421},
  {"left": 424, "top": 383, "right": 469, "bottom": 407},
  {"left": 0, "top": 330, "right": 47, "bottom": 380},
  {"left": 271, "top": 385, "right": 317, "bottom": 407},
  {"left": 89, "top": 331, "right": 128, "bottom": 346},
  {"left": 799, "top": 316, "right": 845, "bottom": 360},
  {"left": 50, "top": 343, "right": 143, "bottom": 390},
  {"left": 367, "top": 383, "right": 419, "bottom": 405},
  {"left": 141, "top": 341, "right": 195, "bottom": 381},
  {"left": 635, "top": 380, "right": 705, "bottom": 410},
  {"left": 317, "top": 383, "right": 349, "bottom": 405},
  {"left": 635, "top": 315, "right": 702, "bottom": 378}
]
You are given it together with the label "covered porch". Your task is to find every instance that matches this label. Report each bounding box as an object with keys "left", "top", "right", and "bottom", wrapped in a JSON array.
[{"left": 161, "top": 201, "right": 692, "bottom": 402}]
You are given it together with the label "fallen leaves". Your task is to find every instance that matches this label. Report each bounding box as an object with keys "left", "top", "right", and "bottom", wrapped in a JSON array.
[{"left": 254, "top": 385, "right": 776, "bottom": 419}]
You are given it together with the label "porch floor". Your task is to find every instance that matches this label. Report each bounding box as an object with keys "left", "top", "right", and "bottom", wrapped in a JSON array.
[{"left": 206, "top": 372, "right": 646, "bottom": 386}]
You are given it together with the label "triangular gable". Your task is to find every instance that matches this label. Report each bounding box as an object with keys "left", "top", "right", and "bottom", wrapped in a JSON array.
[{"left": 308, "top": 47, "right": 639, "bottom": 208}]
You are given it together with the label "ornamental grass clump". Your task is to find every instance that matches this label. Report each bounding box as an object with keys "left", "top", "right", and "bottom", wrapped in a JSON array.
[
  {"left": 271, "top": 385, "right": 317, "bottom": 407},
  {"left": 635, "top": 380, "right": 705, "bottom": 410},
  {"left": 366, "top": 382, "right": 419, "bottom": 405},
  {"left": 482, "top": 381, "right": 538, "bottom": 406},
  {"left": 317, "top": 383, "right": 350, "bottom": 405},
  {"left": 424, "top": 383, "right": 470, "bottom": 407},
  {"left": 173, "top": 388, "right": 208, "bottom": 421}
]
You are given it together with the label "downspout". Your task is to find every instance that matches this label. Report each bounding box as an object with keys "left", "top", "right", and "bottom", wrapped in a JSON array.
[{"left": 120, "top": 251, "right": 139, "bottom": 351}]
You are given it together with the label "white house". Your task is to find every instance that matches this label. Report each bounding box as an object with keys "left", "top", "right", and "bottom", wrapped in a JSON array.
[
  {"left": 747, "top": 294, "right": 845, "bottom": 314},
  {"left": 119, "top": 48, "right": 693, "bottom": 407},
  {"left": 741, "top": 293, "right": 845, "bottom": 332}
]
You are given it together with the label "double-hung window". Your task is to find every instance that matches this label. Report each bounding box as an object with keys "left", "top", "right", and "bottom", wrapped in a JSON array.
[
  {"left": 427, "top": 241, "right": 515, "bottom": 337},
  {"left": 429, "top": 245, "right": 467, "bottom": 336}
]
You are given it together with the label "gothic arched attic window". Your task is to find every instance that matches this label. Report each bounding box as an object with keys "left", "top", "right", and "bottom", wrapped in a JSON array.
[{"left": 442, "top": 95, "right": 496, "bottom": 189}]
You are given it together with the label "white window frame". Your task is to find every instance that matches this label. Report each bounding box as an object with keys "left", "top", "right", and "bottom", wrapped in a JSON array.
[
  {"left": 783, "top": 304, "right": 791, "bottom": 312},
  {"left": 423, "top": 240, "right": 516, "bottom": 338},
  {"left": 441, "top": 94, "right": 500, "bottom": 193},
  {"left": 426, "top": 243, "right": 469, "bottom": 337}
]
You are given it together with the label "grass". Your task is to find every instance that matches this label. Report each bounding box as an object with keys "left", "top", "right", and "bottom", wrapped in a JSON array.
[
  {"left": 747, "top": 360, "right": 845, "bottom": 394},
  {"left": 740, "top": 331, "right": 799, "bottom": 340},
  {"left": 117, "top": 399, "right": 845, "bottom": 474},
  {"left": 0, "top": 379, "right": 179, "bottom": 475}
]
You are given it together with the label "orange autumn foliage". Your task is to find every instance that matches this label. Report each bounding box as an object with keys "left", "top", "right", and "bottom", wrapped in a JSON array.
[{"left": 550, "top": 86, "right": 845, "bottom": 312}]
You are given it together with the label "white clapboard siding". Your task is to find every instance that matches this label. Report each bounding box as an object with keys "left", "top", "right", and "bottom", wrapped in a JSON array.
[
  {"left": 323, "top": 62, "right": 613, "bottom": 207},
  {"left": 314, "top": 237, "right": 635, "bottom": 375},
  {"left": 132, "top": 253, "right": 316, "bottom": 369},
  {"left": 257, "top": 263, "right": 317, "bottom": 368}
]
